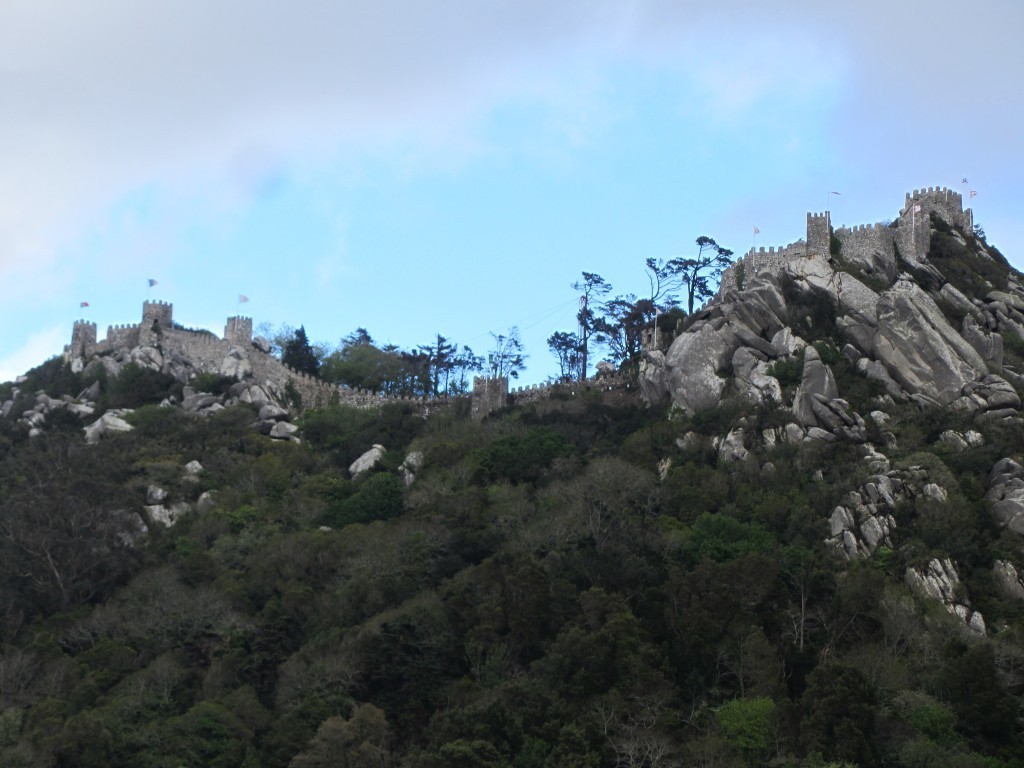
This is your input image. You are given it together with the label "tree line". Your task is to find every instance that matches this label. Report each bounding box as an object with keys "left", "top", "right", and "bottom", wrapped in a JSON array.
[
  {"left": 547, "top": 236, "right": 733, "bottom": 380},
  {"left": 267, "top": 235, "right": 733, "bottom": 393}
]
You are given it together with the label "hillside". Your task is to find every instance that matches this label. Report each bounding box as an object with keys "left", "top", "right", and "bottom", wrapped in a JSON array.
[{"left": 2, "top": 186, "right": 1024, "bottom": 767}]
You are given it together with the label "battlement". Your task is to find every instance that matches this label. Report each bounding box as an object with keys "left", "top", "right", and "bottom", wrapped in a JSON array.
[
  {"left": 836, "top": 222, "right": 886, "bottom": 234},
  {"left": 906, "top": 186, "right": 962, "bottom": 206}
]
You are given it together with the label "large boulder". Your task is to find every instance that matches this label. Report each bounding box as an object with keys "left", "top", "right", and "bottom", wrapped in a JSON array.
[
  {"left": 792, "top": 347, "right": 839, "bottom": 426},
  {"left": 873, "top": 280, "right": 989, "bottom": 404},
  {"left": 350, "top": 444, "right": 386, "bottom": 477},
  {"left": 84, "top": 410, "right": 135, "bottom": 443},
  {"left": 660, "top": 320, "right": 737, "bottom": 412}
]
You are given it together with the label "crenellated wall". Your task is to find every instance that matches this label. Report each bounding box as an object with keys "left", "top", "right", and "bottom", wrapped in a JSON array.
[{"left": 720, "top": 185, "right": 970, "bottom": 296}]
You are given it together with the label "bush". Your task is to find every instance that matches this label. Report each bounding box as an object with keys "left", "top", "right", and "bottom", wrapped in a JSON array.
[
  {"left": 326, "top": 472, "right": 404, "bottom": 528},
  {"left": 473, "top": 426, "right": 574, "bottom": 485}
]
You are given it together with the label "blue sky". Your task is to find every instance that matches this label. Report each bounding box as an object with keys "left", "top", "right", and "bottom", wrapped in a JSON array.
[{"left": 2, "top": 1, "right": 1022, "bottom": 384}]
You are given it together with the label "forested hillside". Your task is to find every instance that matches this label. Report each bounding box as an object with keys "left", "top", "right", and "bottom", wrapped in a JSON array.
[{"left": 2, "top": 201, "right": 1024, "bottom": 767}]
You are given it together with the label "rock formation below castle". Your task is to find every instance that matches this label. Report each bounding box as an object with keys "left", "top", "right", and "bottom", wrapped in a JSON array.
[
  {"left": 640, "top": 186, "right": 1023, "bottom": 423},
  {"left": 65, "top": 301, "right": 338, "bottom": 410}
]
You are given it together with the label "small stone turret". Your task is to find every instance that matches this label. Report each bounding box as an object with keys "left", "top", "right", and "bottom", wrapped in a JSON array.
[{"left": 225, "top": 316, "right": 253, "bottom": 344}]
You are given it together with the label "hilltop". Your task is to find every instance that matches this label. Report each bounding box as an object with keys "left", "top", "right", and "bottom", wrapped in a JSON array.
[{"left": 1, "top": 185, "right": 1024, "bottom": 767}]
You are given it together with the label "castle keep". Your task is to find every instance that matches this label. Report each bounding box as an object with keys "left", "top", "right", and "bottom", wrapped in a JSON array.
[{"left": 68, "top": 301, "right": 254, "bottom": 367}]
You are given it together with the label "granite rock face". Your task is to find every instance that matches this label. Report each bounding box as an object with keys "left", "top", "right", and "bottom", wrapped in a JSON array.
[
  {"left": 906, "top": 558, "right": 986, "bottom": 635},
  {"left": 872, "top": 280, "right": 988, "bottom": 405}
]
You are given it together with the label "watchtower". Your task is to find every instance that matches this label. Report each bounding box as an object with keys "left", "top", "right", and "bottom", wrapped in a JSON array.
[
  {"left": 806, "top": 211, "right": 831, "bottom": 257},
  {"left": 68, "top": 320, "right": 97, "bottom": 360},
  {"left": 140, "top": 300, "right": 173, "bottom": 345},
  {"left": 225, "top": 316, "right": 253, "bottom": 344},
  {"left": 471, "top": 376, "right": 509, "bottom": 421}
]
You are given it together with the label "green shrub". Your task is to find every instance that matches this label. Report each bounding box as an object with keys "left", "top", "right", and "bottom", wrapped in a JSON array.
[{"left": 474, "top": 426, "right": 574, "bottom": 485}]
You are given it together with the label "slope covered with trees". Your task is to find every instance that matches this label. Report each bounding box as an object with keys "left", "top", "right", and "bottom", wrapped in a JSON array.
[{"left": 1, "top": 206, "right": 1024, "bottom": 767}]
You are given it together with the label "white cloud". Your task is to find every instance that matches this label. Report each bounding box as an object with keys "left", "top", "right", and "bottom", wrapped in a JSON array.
[{"left": 0, "top": 0, "right": 1020, "bottom": 288}]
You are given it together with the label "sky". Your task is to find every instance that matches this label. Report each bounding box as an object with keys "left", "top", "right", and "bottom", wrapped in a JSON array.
[{"left": 2, "top": 0, "right": 1023, "bottom": 385}]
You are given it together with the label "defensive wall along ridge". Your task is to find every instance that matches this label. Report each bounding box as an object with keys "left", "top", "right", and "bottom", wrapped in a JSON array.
[{"left": 65, "top": 301, "right": 632, "bottom": 419}]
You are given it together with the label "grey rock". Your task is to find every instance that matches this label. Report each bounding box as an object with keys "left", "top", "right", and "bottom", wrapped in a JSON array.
[
  {"left": 130, "top": 345, "right": 164, "bottom": 371},
  {"left": 939, "top": 430, "right": 969, "bottom": 452},
  {"left": 961, "top": 315, "right": 1002, "bottom": 369},
  {"left": 873, "top": 280, "right": 988, "bottom": 404},
  {"left": 252, "top": 336, "right": 273, "bottom": 354},
  {"left": 732, "top": 348, "right": 782, "bottom": 405},
  {"left": 146, "top": 485, "right": 168, "bottom": 504},
  {"left": 793, "top": 347, "right": 839, "bottom": 426},
  {"left": 676, "top": 432, "right": 701, "bottom": 452},
  {"left": 783, "top": 423, "right": 805, "bottom": 444},
  {"left": 84, "top": 410, "right": 135, "bottom": 443},
  {"left": 182, "top": 392, "right": 221, "bottom": 412},
  {"left": 146, "top": 501, "right": 190, "bottom": 528},
  {"left": 940, "top": 282, "right": 980, "bottom": 319},
  {"left": 399, "top": 450, "right": 425, "bottom": 486},
  {"left": 770, "top": 328, "right": 805, "bottom": 357},
  {"left": 717, "top": 428, "right": 748, "bottom": 462},
  {"left": 196, "top": 491, "right": 217, "bottom": 514},
  {"left": 660, "top": 322, "right": 736, "bottom": 412},
  {"left": 270, "top": 421, "right": 300, "bottom": 440},
  {"left": 220, "top": 347, "right": 253, "bottom": 379},
  {"left": 259, "top": 404, "right": 290, "bottom": 421},
  {"left": 993, "top": 560, "right": 1024, "bottom": 601},
  {"left": 906, "top": 558, "right": 985, "bottom": 635},
  {"left": 350, "top": 444, "right": 386, "bottom": 477},
  {"left": 804, "top": 427, "right": 836, "bottom": 442}
]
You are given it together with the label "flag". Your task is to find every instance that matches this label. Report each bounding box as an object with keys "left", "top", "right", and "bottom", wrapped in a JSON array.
[
  {"left": 147, "top": 278, "right": 157, "bottom": 287},
  {"left": 80, "top": 301, "right": 89, "bottom": 308},
  {"left": 970, "top": 190, "right": 977, "bottom": 198},
  {"left": 238, "top": 294, "right": 249, "bottom": 303},
  {"left": 753, "top": 226, "right": 760, "bottom": 235},
  {"left": 913, "top": 204, "right": 921, "bottom": 213}
]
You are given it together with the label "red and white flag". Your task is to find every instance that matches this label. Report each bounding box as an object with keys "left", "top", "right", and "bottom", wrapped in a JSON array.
[
  {"left": 238, "top": 295, "right": 249, "bottom": 303},
  {"left": 753, "top": 226, "right": 760, "bottom": 235},
  {"left": 913, "top": 204, "right": 922, "bottom": 213},
  {"left": 80, "top": 301, "right": 90, "bottom": 308},
  {"left": 970, "top": 190, "right": 977, "bottom": 199}
]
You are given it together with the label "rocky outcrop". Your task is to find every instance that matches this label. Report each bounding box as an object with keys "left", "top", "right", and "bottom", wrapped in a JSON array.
[
  {"left": 993, "top": 560, "right": 1024, "bottom": 602},
  {"left": 84, "top": 409, "right": 135, "bottom": 444},
  {"left": 399, "top": 451, "right": 424, "bottom": 486},
  {"left": 873, "top": 280, "right": 989, "bottom": 405},
  {"left": 986, "top": 458, "right": 1024, "bottom": 535},
  {"left": 906, "top": 557, "right": 986, "bottom": 635},
  {"left": 350, "top": 444, "right": 386, "bottom": 477}
]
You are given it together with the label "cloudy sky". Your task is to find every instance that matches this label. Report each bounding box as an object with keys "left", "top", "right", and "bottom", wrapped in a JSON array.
[{"left": 2, "top": 0, "right": 1022, "bottom": 384}]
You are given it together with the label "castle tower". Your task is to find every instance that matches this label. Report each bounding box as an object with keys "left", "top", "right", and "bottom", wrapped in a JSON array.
[
  {"left": 903, "top": 186, "right": 968, "bottom": 231},
  {"left": 471, "top": 376, "right": 509, "bottom": 421},
  {"left": 140, "top": 300, "right": 173, "bottom": 345},
  {"left": 224, "top": 316, "right": 253, "bottom": 344},
  {"left": 67, "top": 320, "right": 97, "bottom": 362},
  {"left": 806, "top": 211, "right": 831, "bottom": 257}
]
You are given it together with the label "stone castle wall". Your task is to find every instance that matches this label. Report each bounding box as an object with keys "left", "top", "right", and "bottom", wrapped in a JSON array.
[
  {"left": 720, "top": 185, "right": 968, "bottom": 295},
  {"left": 834, "top": 221, "right": 896, "bottom": 272}
]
